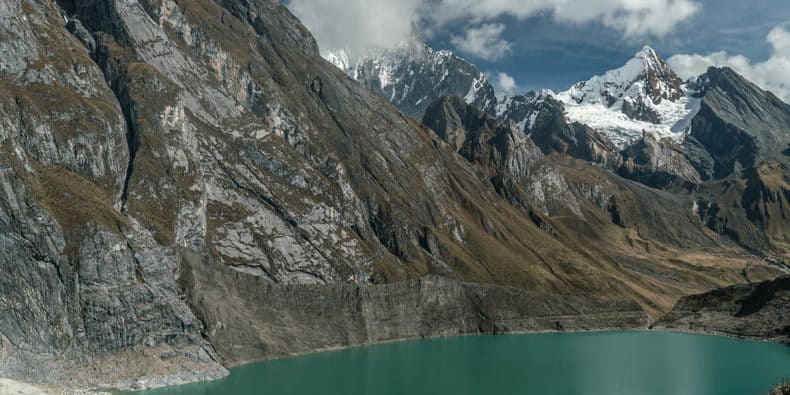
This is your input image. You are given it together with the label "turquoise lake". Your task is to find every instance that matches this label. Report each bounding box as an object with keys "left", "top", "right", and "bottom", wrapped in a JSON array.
[{"left": 128, "top": 331, "right": 790, "bottom": 395}]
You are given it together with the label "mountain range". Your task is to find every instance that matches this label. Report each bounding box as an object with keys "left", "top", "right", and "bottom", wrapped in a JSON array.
[
  {"left": 330, "top": 43, "right": 707, "bottom": 147},
  {"left": 330, "top": 39, "right": 790, "bottom": 263},
  {"left": 0, "top": 0, "right": 787, "bottom": 391}
]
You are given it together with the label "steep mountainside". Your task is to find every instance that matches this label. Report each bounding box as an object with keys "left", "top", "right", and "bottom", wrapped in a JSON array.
[
  {"left": 679, "top": 67, "right": 790, "bottom": 261},
  {"left": 419, "top": 95, "right": 784, "bottom": 319},
  {"left": 422, "top": 94, "right": 582, "bottom": 217},
  {"left": 618, "top": 133, "right": 702, "bottom": 190},
  {"left": 0, "top": 0, "right": 787, "bottom": 391},
  {"left": 335, "top": 36, "right": 790, "bottom": 264},
  {"left": 688, "top": 67, "right": 790, "bottom": 178},
  {"left": 508, "top": 92, "right": 622, "bottom": 167},
  {"left": 0, "top": 0, "right": 679, "bottom": 390}
]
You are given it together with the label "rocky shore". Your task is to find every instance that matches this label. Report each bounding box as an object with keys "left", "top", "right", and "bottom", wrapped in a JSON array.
[
  {"left": 0, "top": 378, "right": 108, "bottom": 395},
  {"left": 183, "top": 260, "right": 650, "bottom": 368},
  {"left": 770, "top": 381, "right": 790, "bottom": 395},
  {"left": 6, "top": 270, "right": 789, "bottom": 392},
  {"left": 4, "top": 270, "right": 649, "bottom": 392},
  {"left": 654, "top": 275, "right": 790, "bottom": 344}
]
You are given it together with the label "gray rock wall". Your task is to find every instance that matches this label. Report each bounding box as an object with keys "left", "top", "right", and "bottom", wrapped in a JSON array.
[{"left": 181, "top": 249, "right": 648, "bottom": 365}]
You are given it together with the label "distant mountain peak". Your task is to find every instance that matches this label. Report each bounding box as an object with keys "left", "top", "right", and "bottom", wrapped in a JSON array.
[
  {"left": 636, "top": 44, "right": 658, "bottom": 55},
  {"left": 556, "top": 45, "right": 694, "bottom": 147},
  {"left": 634, "top": 45, "right": 663, "bottom": 67},
  {"left": 324, "top": 40, "right": 497, "bottom": 119},
  {"left": 328, "top": 41, "right": 702, "bottom": 149},
  {"left": 563, "top": 45, "right": 682, "bottom": 107}
]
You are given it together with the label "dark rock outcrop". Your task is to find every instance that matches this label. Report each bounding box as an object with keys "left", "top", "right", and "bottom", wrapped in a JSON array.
[
  {"left": 422, "top": 95, "right": 582, "bottom": 217},
  {"left": 517, "top": 94, "right": 621, "bottom": 167},
  {"left": 689, "top": 67, "right": 790, "bottom": 179},
  {"left": 770, "top": 381, "right": 790, "bottom": 395},
  {"left": 619, "top": 133, "right": 701, "bottom": 190},
  {"left": 655, "top": 275, "right": 790, "bottom": 344}
]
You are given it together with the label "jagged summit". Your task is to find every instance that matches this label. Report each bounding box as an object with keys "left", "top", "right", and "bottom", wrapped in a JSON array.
[
  {"left": 324, "top": 39, "right": 497, "bottom": 119},
  {"left": 495, "top": 89, "right": 559, "bottom": 133},
  {"left": 329, "top": 41, "right": 699, "bottom": 148},
  {"left": 562, "top": 45, "right": 683, "bottom": 107},
  {"left": 556, "top": 45, "right": 697, "bottom": 147}
]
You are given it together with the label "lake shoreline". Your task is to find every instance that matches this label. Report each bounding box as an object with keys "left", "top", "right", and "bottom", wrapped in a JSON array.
[
  {"left": 6, "top": 327, "right": 785, "bottom": 394},
  {"left": 124, "top": 327, "right": 788, "bottom": 393},
  {"left": 122, "top": 330, "right": 790, "bottom": 395},
  {"left": 224, "top": 326, "right": 790, "bottom": 369}
]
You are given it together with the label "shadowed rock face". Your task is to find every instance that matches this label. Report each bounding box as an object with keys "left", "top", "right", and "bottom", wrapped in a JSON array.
[
  {"left": 422, "top": 95, "right": 581, "bottom": 217},
  {"left": 689, "top": 67, "right": 790, "bottom": 179},
  {"left": 0, "top": 0, "right": 786, "bottom": 391},
  {"left": 656, "top": 275, "right": 790, "bottom": 344},
  {"left": 504, "top": 93, "right": 622, "bottom": 168},
  {"left": 619, "top": 133, "right": 701, "bottom": 190},
  {"left": 672, "top": 67, "right": 790, "bottom": 261}
]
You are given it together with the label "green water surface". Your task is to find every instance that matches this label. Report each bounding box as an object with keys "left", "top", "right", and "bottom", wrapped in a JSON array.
[{"left": 129, "top": 331, "right": 790, "bottom": 395}]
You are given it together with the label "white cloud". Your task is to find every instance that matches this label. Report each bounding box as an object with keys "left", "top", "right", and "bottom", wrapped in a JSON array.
[
  {"left": 287, "top": 0, "right": 423, "bottom": 58},
  {"left": 493, "top": 72, "right": 518, "bottom": 93},
  {"left": 287, "top": 0, "right": 701, "bottom": 60},
  {"left": 431, "top": 0, "right": 699, "bottom": 37},
  {"left": 450, "top": 24, "right": 512, "bottom": 60},
  {"left": 668, "top": 26, "right": 790, "bottom": 102}
]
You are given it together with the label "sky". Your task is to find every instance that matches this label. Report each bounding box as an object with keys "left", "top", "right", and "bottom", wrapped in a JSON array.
[{"left": 286, "top": 0, "right": 790, "bottom": 100}]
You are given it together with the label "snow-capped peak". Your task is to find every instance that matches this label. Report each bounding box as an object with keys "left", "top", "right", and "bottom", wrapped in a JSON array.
[
  {"left": 495, "top": 89, "right": 561, "bottom": 134},
  {"left": 634, "top": 45, "right": 662, "bottom": 65},
  {"left": 322, "top": 39, "right": 497, "bottom": 119},
  {"left": 556, "top": 46, "right": 697, "bottom": 147},
  {"left": 561, "top": 45, "right": 683, "bottom": 108}
]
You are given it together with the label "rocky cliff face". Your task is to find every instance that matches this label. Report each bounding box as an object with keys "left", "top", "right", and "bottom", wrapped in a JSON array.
[
  {"left": 618, "top": 133, "right": 701, "bottom": 190},
  {"left": 422, "top": 94, "right": 582, "bottom": 217},
  {"left": 0, "top": 0, "right": 787, "bottom": 391},
  {"left": 487, "top": 90, "right": 622, "bottom": 168},
  {"left": 186, "top": 268, "right": 647, "bottom": 366},
  {"left": 688, "top": 67, "right": 790, "bottom": 179},
  {"left": 0, "top": 0, "right": 663, "bottom": 390},
  {"left": 656, "top": 275, "right": 790, "bottom": 344},
  {"left": 0, "top": 0, "right": 227, "bottom": 388},
  {"left": 679, "top": 67, "right": 790, "bottom": 261}
]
